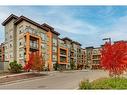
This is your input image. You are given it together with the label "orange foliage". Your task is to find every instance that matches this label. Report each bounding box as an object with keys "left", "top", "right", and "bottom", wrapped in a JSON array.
[{"left": 24, "top": 51, "right": 45, "bottom": 72}]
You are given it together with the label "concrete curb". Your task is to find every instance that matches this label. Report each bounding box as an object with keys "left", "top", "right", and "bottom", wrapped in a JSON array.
[
  {"left": 0, "top": 72, "right": 33, "bottom": 79},
  {"left": 0, "top": 71, "right": 56, "bottom": 85},
  {"left": 0, "top": 75, "right": 47, "bottom": 85},
  {"left": 0, "top": 70, "right": 89, "bottom": 79}
]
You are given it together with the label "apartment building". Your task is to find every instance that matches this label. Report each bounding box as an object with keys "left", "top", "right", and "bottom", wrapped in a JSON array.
[
  {"left": 62, "top": 37, "right": 83, "bottom": 69},
  {"left": 0, "top": 43, "right": 5, "bottom": 62},
  {"left": 85, "top": 46, "right": 93, "bottom": 68},
  {"left": 58, "top": 38, "right": 68, "bottom": 69},
  {"left": 62, "top": 37, "right": 74, "bottom": 69},
  {"left": 92, "top": 47, "right": 101, "bottom": 65},
  {"left": 76, "top": 42, "right": 82, "bottom": 65},
  {"left": 85, "top": 46, "right": 101, "bottom": 69},
  {"left": 2, "top": 14, "right": 86, "bottom": 71},
  {"left": 41, "top": 23, "right": 60, "bottom": 70},
  {"left": 81, "top": 48, "right": 86, "bottom": 66},
  {"left": 2, "top": 14, "right": 60, "bottom": 71}
]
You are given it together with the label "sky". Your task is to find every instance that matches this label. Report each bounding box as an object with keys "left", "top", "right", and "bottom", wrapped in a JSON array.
[{"left": 1, "top": 6, "right": 127, "bottom": 48}]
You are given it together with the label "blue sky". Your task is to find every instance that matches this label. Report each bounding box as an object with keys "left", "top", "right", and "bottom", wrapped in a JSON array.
[{"left": 1, "top": 6, "right": 127, "bottom": 47}]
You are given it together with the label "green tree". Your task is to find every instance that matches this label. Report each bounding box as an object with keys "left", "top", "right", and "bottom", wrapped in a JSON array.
[
  {"left": 70, "top": 61, "right": 76, "bottom": 70},
  {"left": 53, "top": 62, "right": 59, "bottom": 71}
]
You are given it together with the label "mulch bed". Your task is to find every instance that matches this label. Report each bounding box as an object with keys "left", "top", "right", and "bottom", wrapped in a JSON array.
[{"left": 0, "top": 73, "right": 47, "bottom": 84}]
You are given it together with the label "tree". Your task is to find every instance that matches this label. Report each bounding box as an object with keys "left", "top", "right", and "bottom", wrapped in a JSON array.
[
  {"left": 70, "top": 61, "right": 76, "bottom": 70},
  {"left": 24, "top": 51, "right": 45, "bottom": 72},
  {"left": 53, "top": 62, "right": 59, "bottom": 71},
  {"left": 100, "top": 41, "right": 127, "bottom": 77}
]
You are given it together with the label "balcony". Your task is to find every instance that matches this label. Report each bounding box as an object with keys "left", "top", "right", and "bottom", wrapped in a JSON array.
[
  {"left": 59, "top": 43, "right": 67, "bottom": 49},
  {"left": 30, "top": 43, "right": 38, "bottom": 49},
  {"left": 70, "top": 53, "right": 74, "bottom": 58},
  {"left": 92, "top": 55, "right": 101, "bottom": 60},
  {"left": 24, "top": 41, "right": 39, "bottom": 51},
  {"left": 93, "top": 60, "right": 100, "bottom": 64},
  {"left": 60, "top": 51, "right": 67, "bottom": 57},
  {"left": 60, "top": 57, "right": 67, "bottom": 63},
  {"left": 71, "top": 48, "right": 74, "bottom": 52}
]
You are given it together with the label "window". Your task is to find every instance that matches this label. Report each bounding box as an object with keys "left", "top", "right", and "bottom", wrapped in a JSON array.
[
  {"left": 53, "top": 55, "right": 57, "bottom": 61},
  {"left": 10, "top": 44, "right": 12, "bottom": 48},
  {"left": 19, "top": 42, "right": 22, "bottom": 46},
  {"left": 19, "top": 30, "right": 22, "bottom": 34},
  {"left": 5, "top": 46, "right": 7, "bottom": 49},
  {"left": 41, "top": 33, "right": 45, "bottom": 41},
  {"left": 19, "top": 25, "right": 23, "bottom": 28},
  {"left": 53, "top": 47, "right": 57, "bottom": 52},
  {"left": 5, "top": 38, "right": 7, "bottom": 41},
  {"left": 10, "top": 35, "right": 12, "bottom": 39},
  {"left": 5, "top": 55, "right": 8, "bottom": 59},
  {"left": 19, "top": 54, "right": 22, "bottom": 57},
  {"left": 10, "top": 53, "right": 13, "bottom": 58}
]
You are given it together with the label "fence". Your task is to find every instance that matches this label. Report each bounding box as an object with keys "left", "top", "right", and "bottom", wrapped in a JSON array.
[{"left": 0, "top": 61, "right": 9, "bottom": 72}]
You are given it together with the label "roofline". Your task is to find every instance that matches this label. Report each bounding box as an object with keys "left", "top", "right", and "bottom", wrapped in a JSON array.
[
  {"left": 114, "top": 40, "right": 127, "bottom": 43},
  {"left": 85, "top": 46, "right": 94, "bottom": 49},
  {"left": 62, "top": 37, "right": 73, "bottom": 42},
  {"left": 41, "top": 23, "right": 60, "bottom": 35},
  {"left": 72, "top": 41, "right": 81, "bottom": 46},
  {"left": 93, "top": 47, "right": 101, "bottom": 49},
  {"left": 42, "top": 23, "right": 54, "bottom": 30},
  {"left": 14, "top": 15, "right": 49, "bottom": 32},
  {"left": 2, "top": 14, "right": 18, "bottom": 26},
  {"left": 53, "top": 31, "right": 60, "bottom": 36}
]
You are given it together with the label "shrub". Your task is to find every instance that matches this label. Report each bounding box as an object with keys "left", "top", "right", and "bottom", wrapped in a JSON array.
[
  {"left": 9, "top": 61, "right": 22, "bottom": 73},
  {"left": 79, "top": 80, "right": 91, "bottom": 89},
  {"left": 53, "top": 63, "right": 59, "bottom": 71},
  {"left": 79, "top": 77, "right": 127, "bottom": 89}
]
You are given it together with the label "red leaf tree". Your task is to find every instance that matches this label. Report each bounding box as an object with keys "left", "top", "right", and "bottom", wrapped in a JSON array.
[
  {"left": 24, "top": 51, "right": 45, "bottom": 72},
  {"left": 100, "top": 41, "right": 127, "bottom": 77}
]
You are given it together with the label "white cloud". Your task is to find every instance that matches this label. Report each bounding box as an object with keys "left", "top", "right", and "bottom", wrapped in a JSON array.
[
  {"left": 101, "top": 15, "right": 127, "bottom": 42},
  {"left": 39, "top": 7, "right": 100, "bottom": 35}
]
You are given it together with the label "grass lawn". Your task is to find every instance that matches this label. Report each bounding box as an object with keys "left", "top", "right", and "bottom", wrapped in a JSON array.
[{"left": 79, "top": 77, "right": 127, "bottom": 89}]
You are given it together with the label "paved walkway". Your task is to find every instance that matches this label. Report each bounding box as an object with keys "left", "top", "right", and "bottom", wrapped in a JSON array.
[{"left": 0, "top": 70, "right": 108, "bottom": 89}]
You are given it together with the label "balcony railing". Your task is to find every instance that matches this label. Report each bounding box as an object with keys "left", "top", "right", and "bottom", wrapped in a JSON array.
[
  {"left": 60, "top": 52, "right": 66, "bottom": 55},
  {"left": 30, "top": 44, "right": 38, "bottom": 49},
  {"left": 60, "top": 57, "right": 67, "bottom": 62},
  {"left": 59, "top": 43, "right": 67, "bottom": 48},
  {"left": 24, "top": 41, "right": 39, "bottom": 50}
]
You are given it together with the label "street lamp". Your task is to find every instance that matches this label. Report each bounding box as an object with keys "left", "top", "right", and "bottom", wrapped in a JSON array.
[{"left": 102, "top": 38, "right": 111, "bottom": 43}]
